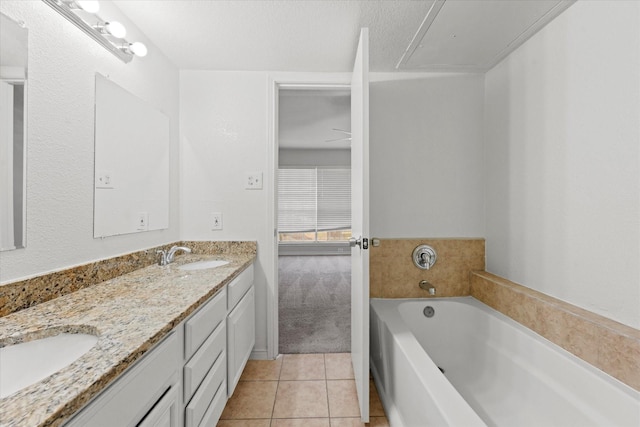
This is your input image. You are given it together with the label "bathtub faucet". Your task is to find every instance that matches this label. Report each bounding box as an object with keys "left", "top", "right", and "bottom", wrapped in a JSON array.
[
  {"left": 419, "top": 280, "right": 436, "bottom": 296},
  {"left": 420, "top": 252, "right": 433, "bottom": 270}
]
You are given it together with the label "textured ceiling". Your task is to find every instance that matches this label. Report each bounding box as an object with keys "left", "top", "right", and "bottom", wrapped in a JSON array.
[
  {"left": 113, "top": 0, "right": 434, "bottom": 72},
  {"left": 114, "top": 0, "right": 575, "bottom": 72}
]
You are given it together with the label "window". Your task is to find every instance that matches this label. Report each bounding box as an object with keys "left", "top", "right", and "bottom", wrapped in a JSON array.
[{"left": 278, "top": 168, "right": 351, "bottom": 242}]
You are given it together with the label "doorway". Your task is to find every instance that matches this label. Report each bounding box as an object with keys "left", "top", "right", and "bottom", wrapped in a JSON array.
[{"left": 276, "top": 87, "right": 352, "bottom": 354}]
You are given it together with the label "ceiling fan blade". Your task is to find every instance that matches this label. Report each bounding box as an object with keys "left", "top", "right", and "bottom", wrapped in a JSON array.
[
  {"left": 324, "top": 137, "right": 352, "bottom": 143},
  {"left": 332, "top": 128, "right": 352, "bottom": 135}
]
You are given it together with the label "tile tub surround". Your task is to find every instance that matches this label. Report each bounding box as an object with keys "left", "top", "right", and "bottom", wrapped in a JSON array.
[
  {"left": 0, "top": 250, "right": 255, "bottom": 427},
  {"left": 369, "top": 238, "right": 485, "bottom": 298},
  {"left": 471, "top": 271, "right": 640, "bottom": 392},
  {"left": 0, "top": 241, "right": 257, "bottom": 317}
]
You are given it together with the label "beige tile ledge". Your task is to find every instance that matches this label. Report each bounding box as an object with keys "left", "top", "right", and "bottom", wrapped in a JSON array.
[
  {"left": 470, "top": 271, "right": 640, "bottom": 391},
  {"left": 0, "top": 241, "right": 256, "bottom": 317},
  {"left": 0, "top": 247, "right": 256, "bottom": 427}
]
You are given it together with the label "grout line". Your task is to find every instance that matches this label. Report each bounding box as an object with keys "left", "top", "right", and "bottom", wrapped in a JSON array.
[
  {"left": 324, "top": 353, "right": 331, "bottom": 422},
  {"left": 268, "top": 355, "right": 285, "bottom": 424}
]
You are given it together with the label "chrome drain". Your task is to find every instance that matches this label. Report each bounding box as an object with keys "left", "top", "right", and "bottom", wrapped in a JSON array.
[{"left": 423, "top": 306, "right": 435, "bottom": 318}]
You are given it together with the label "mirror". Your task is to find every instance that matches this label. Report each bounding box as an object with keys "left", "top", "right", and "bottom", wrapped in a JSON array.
[
  {"left": 0, "top": 13, "right": 27, "bottom": 251},
  {"left": 93, "top": 74, "right": 170, "bottom": 238}
]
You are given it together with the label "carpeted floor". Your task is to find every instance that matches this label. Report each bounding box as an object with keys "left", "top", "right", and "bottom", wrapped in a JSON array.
[{"left": 278, "top": 255, "right": 351, "bottom": 354}]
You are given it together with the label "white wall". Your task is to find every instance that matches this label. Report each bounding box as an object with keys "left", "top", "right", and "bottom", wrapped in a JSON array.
[
  {"left": 180, "top": 71, "right": 486, "bottom": 356},
  {"left": 0, "top": 1, "right": 180, "bottom": 283},
  {"left": 278, "top": 90, "right": 350, "bottom": 150},
  {"left": 484, "top": 0, "right": 640, "bottom": 328},
  {"left": 369, "top": 73, "right": 485, "bottom": 238},
  {"left": 180, "top": 71, "right": 272, "bottom": 356}
]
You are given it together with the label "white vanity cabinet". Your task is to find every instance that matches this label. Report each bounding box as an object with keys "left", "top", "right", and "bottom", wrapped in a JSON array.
[
  {"left": 226, "top": 265, "right": 255, "bottom": 396},
  {"left": 182, "top": 287, "right": 227, "bottom": 427},
  {"left": 64, "top": 331, "right": 181, "bottom": 427},
  {"left": 182, "top": 263, "right": 255, "bottom": 425},
  {"left": 63, "top": 263, "right": 255, "bottom": 427}
]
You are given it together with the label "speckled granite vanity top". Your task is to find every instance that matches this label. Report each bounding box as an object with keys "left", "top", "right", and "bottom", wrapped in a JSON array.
[{"left": 0, "top": 251, "right": 255, "bottom": 427}]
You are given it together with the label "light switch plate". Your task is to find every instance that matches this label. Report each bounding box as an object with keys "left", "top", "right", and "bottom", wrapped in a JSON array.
[
  {"left": 245, "top": 172, "right": 263, "bottom": 190},
  {"left": 96, "top": 171, "right": 114, "bottom": 189}
]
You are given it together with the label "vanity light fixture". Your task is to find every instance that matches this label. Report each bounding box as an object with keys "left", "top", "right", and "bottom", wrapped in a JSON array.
[
  {"left": 73, "top": 0, "right": 100, "bottom": 14},
  {"left": 94, "top": 21, "right": 127, "bottom": 39},
  {"left": 122, "top": 41, "right": 148, "bottom": 57},
  {"left": 42, "top": 0, "right": 147, "bottom": 63}
]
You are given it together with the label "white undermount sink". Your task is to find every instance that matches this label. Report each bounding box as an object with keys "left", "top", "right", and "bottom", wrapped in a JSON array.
[
  {"left": 178, "top": 259, "right": 229, "bottom": 271},
  {"left": 0, "top": 331, "right": 98, "bottom": 398}
]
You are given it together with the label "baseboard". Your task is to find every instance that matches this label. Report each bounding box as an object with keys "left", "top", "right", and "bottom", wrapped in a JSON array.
[
  {"left": 250, "top": 349, "right": 270, "bottom": 360},
  {"left": 278, "top": 243, "right": 351, "bottom": 256}
]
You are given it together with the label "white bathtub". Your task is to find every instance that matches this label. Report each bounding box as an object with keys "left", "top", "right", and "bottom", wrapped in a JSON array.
[{"left": 370, "top": 297, "right": 640, "bottom": 427}]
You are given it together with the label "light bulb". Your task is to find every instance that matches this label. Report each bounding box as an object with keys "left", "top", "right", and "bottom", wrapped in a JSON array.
[
  {"left": 104, "top": 21, "right": 126, "bottom": 38},
  {"left": 75, "top": 0, "right": 100, "bottom": 14},
  {"left": 129, "top": 42, "right": 147, "bottom": 57}
]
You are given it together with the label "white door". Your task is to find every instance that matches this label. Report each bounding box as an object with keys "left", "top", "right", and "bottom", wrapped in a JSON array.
[{"left": 350, "top": 28, "right": 370, "bottom": 423}]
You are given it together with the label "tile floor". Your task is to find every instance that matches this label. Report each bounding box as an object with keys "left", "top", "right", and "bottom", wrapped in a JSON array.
[{"left": 217, "top": 353, "right": 389, "bottom": 427}]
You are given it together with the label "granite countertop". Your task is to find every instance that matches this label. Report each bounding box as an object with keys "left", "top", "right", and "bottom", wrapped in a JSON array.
[{"left": 0, "top": 252, "right": 255, "bottom": 427}]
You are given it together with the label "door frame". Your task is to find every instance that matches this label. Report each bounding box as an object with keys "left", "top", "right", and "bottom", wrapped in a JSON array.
[{"left": 266, "top": 73, "right": 352, "bottom": 359}]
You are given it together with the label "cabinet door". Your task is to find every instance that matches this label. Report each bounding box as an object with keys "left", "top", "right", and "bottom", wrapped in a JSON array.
[
  {"left": 64, "top": 332, "right": 180, "bottom": 427},
  {"left": 227, "top": 286, "right": 255, "bottom": 396},
  {"left": 137, "top": 385, "right": 180, "bottom": 427}
]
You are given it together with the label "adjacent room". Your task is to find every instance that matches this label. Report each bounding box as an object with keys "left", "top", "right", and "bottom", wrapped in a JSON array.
[{"left": 277, "top": 88, "right": 352, "bottom": 354}]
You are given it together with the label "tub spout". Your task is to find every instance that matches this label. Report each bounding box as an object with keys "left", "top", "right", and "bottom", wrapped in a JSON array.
[{"left": 419, "top": 280, "right": 436, "bottom": 296}]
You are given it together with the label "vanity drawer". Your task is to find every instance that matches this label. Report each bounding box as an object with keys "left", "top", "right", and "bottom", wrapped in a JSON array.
[
  {"left": 184, "top": 288, "right": 226, "bottom": 360},
  {"left": 184, "top": 351, "right": 226, "bottom": 427},
  {"left": 183, "top": 319, "right": 225, "bottom": 401},
  {"left": 227, "top": 265, "right": 254, "bottom": 310},
  {"left": 64, "top": 331, "right": 180, "bottom": 427},
  {"left": 197, "top": 379, "right": 227, "bottom": 427}
]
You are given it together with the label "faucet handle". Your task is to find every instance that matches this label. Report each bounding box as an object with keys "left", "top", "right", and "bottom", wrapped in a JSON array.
[
  {"left": 156, "top": 250, "right": 168, "bottom": 266},
  {"left": 412, "top": 245, "right": 437, "bottom": 270}
]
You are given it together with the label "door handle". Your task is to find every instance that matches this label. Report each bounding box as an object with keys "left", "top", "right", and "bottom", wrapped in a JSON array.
[{"left": 349, "top": 237, "right": 369, "bottom": 250}]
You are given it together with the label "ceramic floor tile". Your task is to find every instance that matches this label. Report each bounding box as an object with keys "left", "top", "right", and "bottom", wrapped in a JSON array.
[
  {"left": 217, "top": 420, "right": 271, "bottom": 427},
  {"left": 280, "top": 353, "right": 326, "bottom": 380},
  {"left": 271, "top": 418, "right": 330, "bottom": 427},
  {"left": 369, "top": 379, "right": 385, "bottom": 417},
  {"left": 220, "top": 380, "right": 278, "bottom": 419},
  {"left": 327, "top": 380, "right": 360, "bottom": 418},
  {"left": 272, "top": 380, "right": 329, "bottom": 418},
  {"left": 369, "top": 416, "right": 390, "bottom": 426},
  {"left": 240, "top": 356, "right": 283, "bottom": 381},
  {"left": 330, "top": 417, "right": 389, "bottom": 427},
  {"left": 325, "top": 353, "right": 354, "bottom": 380}
]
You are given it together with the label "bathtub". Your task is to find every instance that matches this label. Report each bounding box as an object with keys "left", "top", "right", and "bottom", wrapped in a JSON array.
[{"left": 370, "top": 297, "right": 640, "bottom": 427}]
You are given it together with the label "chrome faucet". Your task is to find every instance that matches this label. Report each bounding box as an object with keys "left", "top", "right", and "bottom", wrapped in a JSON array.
[
  {"left": 419, "top": 280, "right": 436, "bottom": 296},
  {"left": 412, "top": 245, "right": 437, "bottom": 270},
  {"left": 157, "top": 245, "right": 192, "bottom": 266}
]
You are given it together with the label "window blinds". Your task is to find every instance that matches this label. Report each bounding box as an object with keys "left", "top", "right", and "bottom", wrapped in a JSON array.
[{"left": 278, "top": 168, "right": 351, "bottom": 234}]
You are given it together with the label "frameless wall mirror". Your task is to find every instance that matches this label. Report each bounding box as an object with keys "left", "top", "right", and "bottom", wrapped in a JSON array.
[
  {"left": 0, "top": 13, "right": 27, "bottom": 251},
  {"left": 93, "top": 74, "right": 170, "bottom": 238}
]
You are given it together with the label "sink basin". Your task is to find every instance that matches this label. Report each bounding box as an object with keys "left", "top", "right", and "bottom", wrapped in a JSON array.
[
  {"left": 0, "top": 331, "right": 98, "bottom": 398},
  {"left": 178, "top": 259, "right": 229, "bottom": 271}
]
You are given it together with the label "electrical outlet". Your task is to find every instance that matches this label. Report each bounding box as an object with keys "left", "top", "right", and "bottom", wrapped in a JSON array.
[
  {"left": 136, "top": 212, "right": 148, "bottom": 231},
  {"left": 212, "top": 212, "right": 223, "bottom": 230},
  {"left": 245, "top": 171, "right": 263, "bottom": 190}
]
